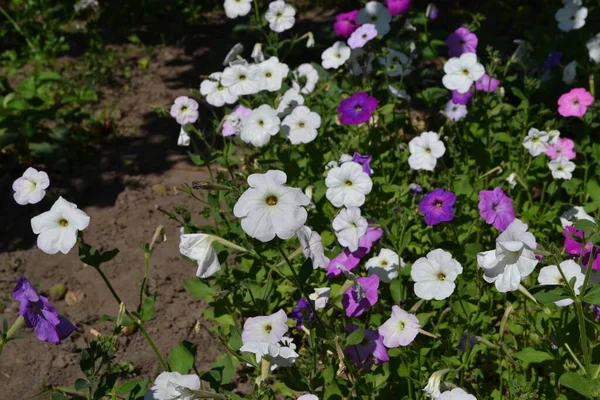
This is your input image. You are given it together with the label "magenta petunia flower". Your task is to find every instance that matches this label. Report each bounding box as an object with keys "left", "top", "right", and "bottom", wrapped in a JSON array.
[
  {"left": 478, "top": 187, "right": 515, "bottom": 231},
  {"left": 451, "top": 89, "right": 473, "bottom": 105},
  {"left": 475, "top": 74, "right": 500, "bottom": 92},
  {"left": 558, "top": 88, "right": 594, "bottom": 118},
  {"left": 546, "top": 138, "right": 576, "bottom": 160},
  {"left": 446, "top": 27, "right": 478, "bottom": 57},
  {"left": 418, "top": 189, "right": 456, "bottom": 226},
  {"left": 563, "top": 226, "right": 600, "bottom": 270},
  {"left": 386, "top": 0, "right": 411, "bottom": 16},
  {"left": 352, "top": 152, "right": 373, "bottom": 175},
  {"left": 342, "top": 275, "right": 380, "bottom": 317},
  {"left": 348, "top": 24, "right": 377, "bottom": 49},
  {"left": 343, "top": 324, "right": 389, "bottom": 369},
  {"left": 12, "top": 276, "right": 76, "bottom": 344},
  {"left": 327, "top": 227, "right": 383, "bottom": 278},
  {"left": 338, "top": 92, "right": 378, "bottom": 125},
  {"left": 334, "top": 10, "right": 360, "bottom": 38}
]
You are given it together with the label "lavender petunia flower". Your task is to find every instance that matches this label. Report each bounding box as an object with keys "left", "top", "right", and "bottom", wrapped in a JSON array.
[
  {"left": 12, "top": 276, "right": 76, "bottom": 344},
  {"left": 352, "top": 152, "right": 373, "bottom": 175},
  {"left": 443, "top": 101, "right": 467, "bottom": 121},
  {"left": 451, "top": 89, "right": 473, "bottom": 105},
  {"left": 222, "top": 105, "right": 252, "bottom": 136},
  {"left": 343, "top": 324, "right": 389, "bottom": 369},
  {"left": 475, "top": 74, "right": 500, "bottom": 92},
  {"left": 446, "top": 27, "right": 478, "bottom": 57},
  {"left": 478, "top": 187, "right": 515, "bottom": 231},
  {"left": 543, "top": 51, "right": 562, "bottom": 71},
  {"left": 418, "top": 189, "right": 456, "bottom": 226},
  {"left": 348, "top": 24, "right": 377, "bottom": 49},
  {"left": 342, "top": 275, "right": 379, "bottom": 317},
  {"left": 327, "top": 227, "right": 383, "bottom": 277},
  {"left": 338, "top": 92, "right": 378, "bottom": 125}
]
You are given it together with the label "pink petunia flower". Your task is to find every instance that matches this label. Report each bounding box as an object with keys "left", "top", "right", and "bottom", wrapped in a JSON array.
[
  {"left": 327, "top": 227, "right": 383, "bottom": 278},
  {"left": 558, "top": 88, "right": 594, "bottom": 117},
  {"left": 475, "top": 74, "right": 500, "bottom": 92},
  {"left": 546, "top": 138, "right": 576, "bottom": 160}
]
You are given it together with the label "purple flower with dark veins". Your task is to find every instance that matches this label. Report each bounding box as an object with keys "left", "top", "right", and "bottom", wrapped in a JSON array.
[{"left": 418, "top": 189, "right": 456, "bottom": 226}]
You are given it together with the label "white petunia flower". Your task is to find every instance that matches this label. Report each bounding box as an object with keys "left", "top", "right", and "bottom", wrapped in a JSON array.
[
  {"left": 251, "top": 43, "right": 265, "bottom": 63},
  {"left": 170, "top": 96, "right": 199, "bottom": 125},
  {"left": 587, "top": 33, "right": 600, "bottom": 63},
  {"left": 549, "top": 156, "right": 575, "bottom": 180},
  {"left": 548, "top": 129, "right": 561, "bottom": 145},
  {"left": 241, "top": 309, "right": 289, "bottom": 344},
  {"left": 292, "top": 64, "right": 319, "bottom": 94},
  {"left": 560, "top": 206, "right": 594, "bottom": 228},
  {"left": 378, "top": 305, "right": 420, "bottom": 348},
  {"left": 522, "top": 128, "right": 549, "bottom": 157},
  {"left": 477, "top": 219, "right": 538, "bottom": 293},
  {"left": 240, "top": 338, "right": 299, "bottom": 370},
  {"left": 357, "top": 1, "right": 392, "bottom": 36},
  {"left": 563, "top": 61, "right": 577, "bottom": 85},
  {"left": 408, "top": 131, "right": 446, "bottom": 171},
  {"left": 442, "top": 53, "right": 485, "bottom": 94},
  {"left": 221, "top": 62, "right": 262, "bottom": 96},
  {"left": 506, "top": 172, "right": 518, "bottom": 189},
  {"left": 31, "top": 197, "right": 90, "bottom": 255},
  {"left": 233, "top": 170, "right": 309, "bottom": 242},
  {"left": 379, "top": 49, "right": 412, "bottom": 77},
  {"left": 144, "top": 371, "right": 201, "bottom": 400},
  {"left": 321, "top": 41, "right": 351, "bottom": 70},
  {"left": 555, "top": 3, "right": 587, "bottom": 32},
  {"left": 411, "top": 249, "right": 463, "bottom": 300},
  {"left": 224, "top": 0, "right": 252, "bottom": 19},
  {"left": 179, "top": 234, "right": 220, "bottom": 278},
  {"left": 366, "top": 248, "right": 403, "bottom": 283},
  {"left": 258, "top": 57, "right": 289, "bottom": 92},
  {"left": 325, "top": 162, "right": 373, "bottom": 208},
  {"left": 297, "top": 226, "right": 330, "bottom": 269},
  {"left": 297, "top": 395, "right": 319, "bottom": 400},
  {"left": 309, "top": 287, "right": 330, "bottom": 310},
  {"left": 223, "top": 43, "right": 244, "bottom": 66},
  {"left": 200, "top": 72, "right": 238, "bottom": 107},
  {"left": 265, "top": 1, "right": 296, "bottom": 33},
  {"left": 538, "top": 260, "right": 585, "bottom": 306},
  {"left": 13, "top": 167, "right": 50, "bottom": 205},
  {"left": 239, "top": 105, "right": 281, "bottom": 147},
  {"left": 282, "top": 106, "right": 321, "bottom": 144},
  {"left": 276, "top": 88, "right": 305, "bottom": 118},
  {"left": 439, "top": 388, "right": 477, "bottom": 400},
  {"left": 349, "top": 48, "right": 375, "bottom": 76},
  {"left": 177, "top": 126, "right": 191, "bottom": 147},
  {"left": 332, "top": 207, "right": 368, "bottom": 252}
]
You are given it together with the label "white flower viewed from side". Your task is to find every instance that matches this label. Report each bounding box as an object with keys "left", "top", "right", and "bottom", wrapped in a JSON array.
[
  {"left": 179, "top": 234, "right": 220, "bottom": 278},
  {"left": 442, "top": 53, "right": 485, "bottom": 94},
  {"left": 325, "top": 162, "right": 373, "bottom": 208},
  {"left": 357, "top": 1, "right": 392, "bottom": 36},
  {"left": 555, "top": 2, "right": 587, "bottom": 32},
  {"left": 258, "top": 57, "right": 289, "bottom": 92},
  {"left": 538, "top": 260, "right": 585, "bottom": 306},
  {"left": 563, "top": 61, "right": 577, "bottom": 85},
  {"left": 332, "top": 207, "right": 368, "bottom": 252},
  {"left": 439, "top": 388, "right": 477, "bottom": 400},
  {"left": 282, "top": 106, "right": 321, "bottom": 144},
  {"left": 224, "top": 0, "right": 252, "bottom": 19},
  {"left": 549, "top": 156, "right": 575, "bottom": 180},
  {"left": 587, "top": 33, "right": 600, "bottom": 63},
  {"left": 170, "top": 96, "right": 199, "bottom": 125},
  {"left": 265, "top": 1, "right": 296, "bottom": 33},
  {"left": 309, "top": 287, "right": 331, "bottom": 310},
  {"left": 522, "top": 128, "right": 549, "bottom": 156},
  {"left": 292, "top": 64, "right": 319, "bottom": 94},
  {"left": 31, "top": 197, "right": 90, "bottom": 254},
  {"left": 241, "top": 309, "right": 289, "bottom": 345},
  {"left": 277, "top": 88, "right": 305, "bottom": 118},
  {"left": 560, "top": 206, "right": 594, "bottom": 228},
  {"left": 221, "top": 62, "right": 262, "bottom": 96},
  {"left": 379, "top": 49, "right": 412, "bottom": 77},
  {"left": 233, "top": 170, "right": 309, "bottom": 242},
  {"left": 506, "top": 172, "right": 518, "bottom": 188},
  {"left": 200, "top": 72, "right": 238, "bottom": 107},
  {"left": 321, "top": 41, "right": 351, "bottom": 70},
  {"left": 411, "top": 249, "right": 463, "bottom": 300},
  {"left": 477, "top": 219, "right": 538, "bottom": 293},
  {"left": 144, "top": 371, "right": 201, "bottom": 400},
  {"left": 379, "top": 305, "right": 420, "bottom": 347},
  {"left": 297, "top": 226, "right": 330, "bottom": 269},
  {"left": 222, "top": 43, "right": 244, "bottom": 66},
  {"left": 239, "top": 105, "right": 281, "bottom": 147},
  {"left": 366, "top": 249, "right": 403, "bottom": 283},
  {"left": 177, "top": 126, "right": 190, "bottom": 147},
  {"left": 423, "top": 370, "right": 449, "bottom": 400},
  {"left": 251, "top": 43, "right": 265, "bottom": 63},
  {"left": 408, "top": 131, "right": 446, "bottom": 171},
  {"left": 13, "top": 167, "right": 50, "bottom": 205}
]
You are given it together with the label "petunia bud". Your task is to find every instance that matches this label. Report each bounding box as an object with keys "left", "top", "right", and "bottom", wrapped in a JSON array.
[{"left": 423, "top": 369, "right": 449, "bottom": 399}]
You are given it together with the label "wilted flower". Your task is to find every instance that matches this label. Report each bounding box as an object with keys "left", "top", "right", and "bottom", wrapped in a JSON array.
[
  {"left": 423, "top": 369, "right": 449, "bottom": 399},
  {"left": 326, "top": 162, "right": 373, "bottom": 208},
  {"left": 334, "top": 10, "right": 360, "bottom": 38},
  {"left": 200, "top": 72, "right": 238, "bottom": 107},
  {"left": 239, "top": 105, "right": 281, "bottom": 147},
  {"left": 411, "top": 249, "right": 463, "bottom": 300},
  {"left": 224, "top": 0, "right": 252, "bottom": 19},
  {"left": 222, "top": 43, "right": 244, "bottom": 66},
  {"left": 342, "top": 275, "right": 379, "bottom": 317},
  {"left": 177, "top": 126, "right": 190, "bottom": 147},
  {"left": 538, "top": 260, "right": 585, "bottom": 306},
  {"left": 145, "top": 372, "right": 201, "bottom": 400},
  {"left": 378, "top": 305, "right": 420, "bottom": 347},
  {"left": 282, "top": 106, "right": 321, "bottom": 144},
  {"left": 563, "top": 61, "right": 577, "bottom": 84},
  {"left": 357, "top": 2, "right": 392, "bottom": 36},
  {"left": 240, "top": 338, "right": 299, "bottom": 370},
  {"left": 291, "top": 298, "right": 315, "bottom": 328},
  {"left": 549, "top": 156, "right": 575, "bottom": 180},
  {"left": 297, "top": 226, "right": 330, "bottom": 269},
  {"left": 478, "top": 187, "right": 516, "bottom": 231},
  {"left": 251, "top": 43, "right": 265, "bottom": 63},
  {"left": 558, "top": 88, "right": 593, "bottom": 117},
  {"left": 426, "top": 3, "right": 439, "bottom": 19},
  {"left": 451, "top": 89, "right": 473, "bottom": 105},
  {"left": 348, "top": 24, "right": 378, "bottom": 49},
  {"left": 265, "top": 1, "right": 296, "bottom": 33},
  {"left": 446, "top": 27, "right": 478, "bottom": 57},
  {"left": 562, "top": 226, "right": 600, "bottom": 271},
  {"left": 338, "top": 92, "right": 378, "bottom": 125},
  {"left": 418, "top": 189, "right": 456, "bottom": 226},
  {"left": 13, "top": 167, "right": 50, "bottom": 205},
  {"left": 332, "top": 207, "right": 368, "bottom": 252},
  {"left": 343, "top": 324, "right": 389, "bottom": 369},
  {"left": 522, "top": 128, "right": 550, "bottom": 156},
  {"left": 170, "top": 96, "right": 199, "bottom": 125},
  {"left": 543, "top": 51, "right": 562, "bottom": 71},
  {"left": 179, "top": 234, "right": 220, "bottom": 278},
  {"left": 366, "top": 248, "right": 403, "bottom": 283},
  {"left": 352, "top": 152, "right": 373, "bottom": 175},
  {"left": 321, "top": 41, "right": 351, "bottom": 70}
]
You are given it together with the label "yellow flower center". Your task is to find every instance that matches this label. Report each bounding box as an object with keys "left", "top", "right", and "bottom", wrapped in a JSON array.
[
  {"left": 59, "top": 219, "right": 69, "bottom": 227},
  {"left": 266, "top": 195, "right": 278, "bottom": 206}
]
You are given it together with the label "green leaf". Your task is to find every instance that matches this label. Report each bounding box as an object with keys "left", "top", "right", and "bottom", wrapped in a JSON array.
[
  {"left": 79, "top": 241, "right": 120, "bottom": 268},
  {"left": 140, "top": 293, "right": 157, "bottom": 321},
  {"left": 18, "top": 77, "right": 36, "bottom": 99},
  {"left": 118, "top": 379, "right": 148, "bottom": 395},
  {"left": 530, "top": 285, "right": 569, "bottom": 305},
  {"left": 583, "top": 284, "right": 600, "bottom": 306},
  {"left": 465, "top": 243, "right": 482, "bottom": 259},
  {"left": 168, "top": 341, "right": 196, "bottom": 374},
  {"left": 345, "top": 326, "right": 365, "bottom": 346},
  {"left": 390, "top": 279, "right": 402, "bottom": 304},
  {"left": 588, "top": 180, "right": 600, "bottom": 204},
  {"left": 183, "top": 278, "right": 216, "bottom": 301},
  {"left": 574, "top": 219, "right": 596, "bottom": 233},
  {"left": 512, "top": 347, "right": 554, "bottom": 363},
  {"left": 323, "top": 381, "right": 342, "bottom": 400},
  {"left": 74, "top": 378, "right": 95, "bottom": 391},
  {"left": 559, "top": 372, "right": 593, "bottom": 398},
  {"left": 50, "top": 393, "right": 69, "bottom": 400},
  {"left": 94, "top": 372, "right": 120, "bottom": 400}
]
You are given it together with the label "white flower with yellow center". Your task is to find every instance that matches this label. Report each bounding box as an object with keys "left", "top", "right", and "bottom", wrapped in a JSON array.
[
  {"left": 321, "top": 41, "right": 351, "bottom": 70},
  {"left": 366, "top": 248, "right": 404, "bottom": 283},
  {"left": 411, "top": 248, "right": 463, "bottom": 300},
  {"left": 13, "top": 167, "right": 50, "bottom": 205},
  {"left": 332, "top": 207, "right": 368, "bottom": 252},
  {"left": 282, "top": 105, "right": 321, "bottom": 144},
  {"left": 442, "top": 53, "right": 485, "bottom": 94},
  {"left": 265, "top": 1, "right": 296, "bottom": 33},
  {"left": 258, "top": 56, "right": 289, "bottom": 92},
  {"left": 241, "top": 309, "right": 289, "bottom": 345},
  {"left": 325, "top": 162, "right": 373, "bottom": 208},
  {"left": 224, "top": 0, "right": 252, "bottom": 19},
  {"left": 200, "top": 72, "right": 238, "bottom": 107},
  {"left": 538, "top": 260, "right": 585, "bottom": 306},
  {"left": 239, "top": 105, "right": 281, "bottom": 147}
]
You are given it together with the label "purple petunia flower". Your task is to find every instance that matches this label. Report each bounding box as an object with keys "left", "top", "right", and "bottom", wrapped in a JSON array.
[
  {"left": 386, "top": 0, "right": 411, "bottom": 16},
  {"left": 327, "top": 227, "right": 383, "bottom": 278},
  {"left": 12, "top": 276, "right": 76, "bottom": 344},
  {"left": 343, "top": 324, "right": 389, "bottom": 369},
  {"left": 352, "top": 152, "right": 373, "bottom": 175},
  {"left": 451, "top": 89, "right": 473, "bottom": 105},
  {"left": 342, "top": 275, "right": 380, "bottom": 317},
  {"left": 418, "top": 189, "right": 456, "bottom": 226},
  {"left": 478, "top": 187, "right": 515, "bottom": 231},
  {"left": 291, "top": 298, "right": 315, "bottom": 328},
  {"left": 443, "top": 100, "right": 467, "bottom": 121},
  {"left": 427, "top": 3, "right": 439, "bottom": 20},
  {"left": 410, "top": 184, "right": 422, "bottom": 198},
  {"left": 338, "top": 92, "right": 378, "bottom": 125},
  {"left": 563, "top": 227, "right": 600, "bottom": 271},
  {"left": 475, "top": 74, "right": 500, "bottom": 92},
  {"left": 543, "top": 51, "right": 562, "bottom": 71},
  {"left": 334, "top": 10, "right": 360, "bottom": 38},
  {"left": 446, "top": 27, "right": 478, "bottom": 57}
]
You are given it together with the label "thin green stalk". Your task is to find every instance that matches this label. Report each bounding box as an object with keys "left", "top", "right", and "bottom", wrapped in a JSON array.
[
  {"left": 573, "top": 246, "right": 595, "bottom": 376},
  {"left": 139, "top": 252, "right": 151, "bottom": 311},
  {"left": 0, "top": 6, "right": 36, "bottom": 52}
]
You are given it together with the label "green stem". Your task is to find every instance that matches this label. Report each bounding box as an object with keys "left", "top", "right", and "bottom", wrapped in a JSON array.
[
  {"left": 139, "top": 252, "right": 151, "bottom": 311},
  {"left": 0, "top": 316, "right": 25, "bottom": 356},
  {"left": 574, "top": 246, "right": 595, "bottom": 376},
  {"left": 0, "top": 6, "right": 36, "bottom": 52}
]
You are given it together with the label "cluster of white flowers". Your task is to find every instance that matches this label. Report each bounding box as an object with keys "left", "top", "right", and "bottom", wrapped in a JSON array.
[{"left": 225, "top": 0, "right": 295, "bottom": 34}]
